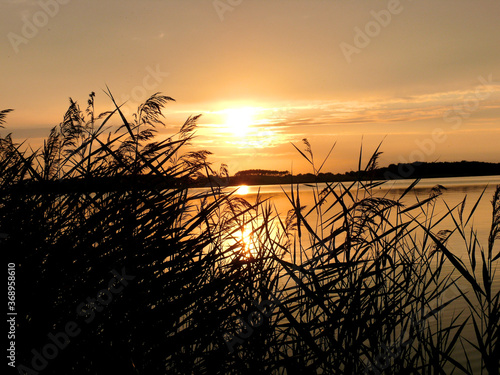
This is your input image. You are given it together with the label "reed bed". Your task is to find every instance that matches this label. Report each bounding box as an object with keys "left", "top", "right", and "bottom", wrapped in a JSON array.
[{"left": 1, "top": 94, "right": 498, "bottom": 374}]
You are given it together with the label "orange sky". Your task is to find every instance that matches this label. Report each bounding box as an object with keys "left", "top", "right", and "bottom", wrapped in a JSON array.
[{"left": 1, "top": 0, "right": 499, "bottom": 174}]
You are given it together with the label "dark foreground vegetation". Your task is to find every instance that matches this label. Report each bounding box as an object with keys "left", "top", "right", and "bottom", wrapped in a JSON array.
[{"left": 1, "top": 93, "right": 499, "bottom": 374}]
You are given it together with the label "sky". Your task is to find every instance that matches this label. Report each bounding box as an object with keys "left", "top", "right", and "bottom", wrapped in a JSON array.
[{"left": 1, "top": 0, "right": 499, "bottom": 175}]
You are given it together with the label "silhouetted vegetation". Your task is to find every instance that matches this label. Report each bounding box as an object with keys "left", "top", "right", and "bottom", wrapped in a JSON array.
[
  {"left": 1, "top": 95, "right": 499, "bottom": 374},
  {"left": 203, "top": 162, "right": 500, "bottom": 187},
  {"left": 1, "top": 92, "right": 287, "bottom": 374},
  {"left": 381, "top": 161, "right": 500, "bottom": 180},
  {"left": 235, "top": 169, "right": 290, "bottom": 177}
]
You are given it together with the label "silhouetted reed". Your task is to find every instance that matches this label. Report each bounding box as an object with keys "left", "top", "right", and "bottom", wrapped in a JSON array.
[{"left": 1, "top": 95, "right": 498, "bottom": 374}]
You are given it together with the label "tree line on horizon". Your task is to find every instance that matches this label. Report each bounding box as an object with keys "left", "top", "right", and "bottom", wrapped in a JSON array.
[
  {"left": 234, "top": 161, "right": 500, "bottom": 179},
  {"left": 234, "top": 169, "right": 290, "bottom": 177},
  {"left": 218, "top": 161, "right": 500, "bottom": 187}
]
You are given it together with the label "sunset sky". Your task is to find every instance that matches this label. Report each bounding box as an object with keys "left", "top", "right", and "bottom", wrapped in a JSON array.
[{"left": 1, "top": 0, "right": 499, "bottom": 174}]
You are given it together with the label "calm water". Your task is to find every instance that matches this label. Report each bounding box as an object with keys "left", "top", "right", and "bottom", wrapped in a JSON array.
[
  {"left": 230, "top": 175, "right": 499, "bottom": 249},
  {"left": 226, "top": 175, "right": 500, "bottom": 372}
]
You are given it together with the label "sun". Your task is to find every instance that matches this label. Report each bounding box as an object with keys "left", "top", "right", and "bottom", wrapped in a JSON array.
[{"left": 224, "top": 107, "right": 256, "bottom": 137}]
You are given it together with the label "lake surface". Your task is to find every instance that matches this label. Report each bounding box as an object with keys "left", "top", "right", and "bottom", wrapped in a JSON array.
[
  {"left": 229, "top": 175, "right": 499, "bottom": 250},
  {"left": 226, "top": 175, "right": 500, "bottom": 372}
]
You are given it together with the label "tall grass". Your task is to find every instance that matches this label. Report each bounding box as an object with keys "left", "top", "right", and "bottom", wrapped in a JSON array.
[
  {"left": 0, "top": 92, "right": 286, "bottom": 374},
  {"left": 262, "top": 141, "right": 499, "bottom": 374},
  {"left": 1, "top": 96, "right": 498, "bottom": 374}
]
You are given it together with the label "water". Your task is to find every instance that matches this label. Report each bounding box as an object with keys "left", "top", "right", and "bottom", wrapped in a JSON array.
[
  {"left": 227, "top": 175, "right": 500, "bottom": 372},
  {"left": 231, "top": 176, "right": 499, "bottom": 252}
]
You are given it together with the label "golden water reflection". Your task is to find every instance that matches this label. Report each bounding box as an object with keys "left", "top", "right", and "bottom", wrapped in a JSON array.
[
  {"left": 235, "top": 185, "right": 250, "bottom": 195},
  {"left": 240, "top": 225, "right": 256, "bottom": 258}
]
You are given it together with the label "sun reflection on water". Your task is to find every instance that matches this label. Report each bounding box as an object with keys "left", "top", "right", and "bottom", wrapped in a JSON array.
[
  {"left": 235, "top": 185, "right": 250, "bottom": 195},
  {"left": 240, "top": 225, "right": 256, "bottom": 258}
]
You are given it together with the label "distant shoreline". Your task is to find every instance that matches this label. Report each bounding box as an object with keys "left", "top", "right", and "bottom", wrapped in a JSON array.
[{"left": 202, "top": 161, "right": 500, "bottom": 188}]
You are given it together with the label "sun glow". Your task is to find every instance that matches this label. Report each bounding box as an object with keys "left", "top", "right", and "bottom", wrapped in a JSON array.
[
  {"left": 224, "top": 107, "right": 256, "bottom": 137},
  {"left": 236, "top": 185, "right": 250, "bottom": 195}
]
